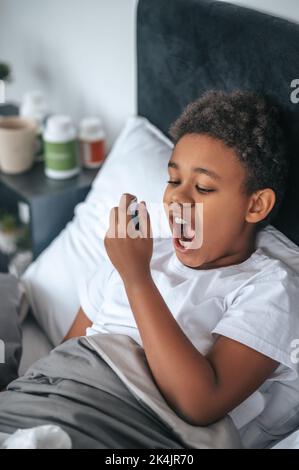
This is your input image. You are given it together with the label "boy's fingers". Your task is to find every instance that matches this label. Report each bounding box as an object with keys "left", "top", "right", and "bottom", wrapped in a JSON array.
[
  {"left": 119, "top": 193, "right": 137, "bottom": 236},
  {"left": 119, "top": 193, "right": 136, "bottom": 217},
  {"left": 138, "top": 201, "right": 152, "bottom": 238},
  {"left": 107, "top": 207, "right": 118, "bottom": 237}
]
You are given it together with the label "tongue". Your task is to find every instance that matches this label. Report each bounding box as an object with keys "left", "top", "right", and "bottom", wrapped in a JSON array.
[
  {"left": 182, "top": 226, "right": 195, "bottom": 240},
  {"left": 172, "top": 222, "right": 195, "bottom": 240}
]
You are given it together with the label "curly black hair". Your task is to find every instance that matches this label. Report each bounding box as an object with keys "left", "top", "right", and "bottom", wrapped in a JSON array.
[{"left": 169, "top": 90, "right": 289, "bottom": 226}]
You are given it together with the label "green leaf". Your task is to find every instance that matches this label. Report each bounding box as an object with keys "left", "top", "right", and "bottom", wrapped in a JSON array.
[{"left": 0, "top": 63, "right": 11, "bottom": 81}]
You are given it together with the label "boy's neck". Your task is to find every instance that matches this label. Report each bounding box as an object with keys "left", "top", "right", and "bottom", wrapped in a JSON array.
[{"left": 192, "top": 228, "right": 257, "bottom": 271}]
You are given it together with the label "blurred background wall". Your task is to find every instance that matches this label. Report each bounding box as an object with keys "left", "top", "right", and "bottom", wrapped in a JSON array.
[
  {"left": 0, "top": 0, "right": 298, "bottom": 151},
  {"left": 0, "top": 0, "right": 138, "bottom": 151}
]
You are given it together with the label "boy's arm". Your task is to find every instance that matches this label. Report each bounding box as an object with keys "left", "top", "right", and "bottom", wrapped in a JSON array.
[
  {"left": 124, "top": 277, "right": 279, "bottom": 426},
  {"left": 63, "top": 307, "right": 92, "bottom": 342}
]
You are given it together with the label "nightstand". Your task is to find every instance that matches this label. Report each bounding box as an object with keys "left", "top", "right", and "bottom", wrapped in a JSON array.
[{"left": 0, "top": 162, "right": 98, "bottom": 259}]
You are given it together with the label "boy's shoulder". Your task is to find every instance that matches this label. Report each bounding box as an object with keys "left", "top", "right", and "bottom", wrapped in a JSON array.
[
  {"left": 251, "top": 247, "right": 298, "bottom": 283},
  {"left": 224, "top": 247, "right": 299, "bottom": 311}
]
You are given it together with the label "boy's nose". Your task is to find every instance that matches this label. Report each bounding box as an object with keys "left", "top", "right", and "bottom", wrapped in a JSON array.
[
  {"left": 164, "top": 178, "right": 194, "bottom": 205},
  {"left": 171, "top": 190, "right": 194, "bottom": 206}
]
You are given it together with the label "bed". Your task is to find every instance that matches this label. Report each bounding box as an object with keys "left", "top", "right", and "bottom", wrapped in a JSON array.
[{"left": 16, "top": 0, "right": 299, "bottom": 448}]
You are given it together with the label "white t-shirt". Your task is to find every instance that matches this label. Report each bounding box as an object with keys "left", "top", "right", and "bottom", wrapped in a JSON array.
[{"left": 79, "top": 237, "right": 299, "bottom": 442}]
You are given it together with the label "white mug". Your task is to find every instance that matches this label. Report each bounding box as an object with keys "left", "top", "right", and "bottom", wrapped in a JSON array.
[{"left": 0, "top": 116, "right": 37, "bottom": 174}]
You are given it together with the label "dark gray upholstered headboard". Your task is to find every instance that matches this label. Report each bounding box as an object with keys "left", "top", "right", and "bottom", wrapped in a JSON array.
[{"left": 137, "top": 0, "right": 299, "bottom": 246}]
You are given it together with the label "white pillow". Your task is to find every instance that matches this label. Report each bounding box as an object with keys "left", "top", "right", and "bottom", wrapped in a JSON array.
[
  {"left": 21, "top": 114, "right": 299, "bottom": 350},
  {"left": 21, "top": 116, "right": 173, "bottom": 346},
  {"left": 256, "top": 224, "right": 299, "bottom": 275}
]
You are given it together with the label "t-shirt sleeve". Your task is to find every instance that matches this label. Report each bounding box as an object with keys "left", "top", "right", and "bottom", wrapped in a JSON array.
[
  {"left": 78, "top": 259, "right": 114, "bottom": 322},
  {"left": 212, "top": 269, "right": 299, "bottom": 382}
]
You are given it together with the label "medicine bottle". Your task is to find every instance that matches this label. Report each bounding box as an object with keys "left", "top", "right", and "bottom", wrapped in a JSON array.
[
  {"left": 43, "top": 115, "right": 80, "bottom": 179},
  {"left": 79, "top": 117, "right": 106, "bottom": 169}
]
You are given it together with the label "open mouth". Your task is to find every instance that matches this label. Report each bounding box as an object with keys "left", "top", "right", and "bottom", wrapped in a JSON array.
[{"left": 170, "top": 214, "right": 196, "bottom": 252}]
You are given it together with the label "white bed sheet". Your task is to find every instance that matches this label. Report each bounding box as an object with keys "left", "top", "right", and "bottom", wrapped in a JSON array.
[{"left": 271, "top": 429, "right": 299, "bottom": 449}]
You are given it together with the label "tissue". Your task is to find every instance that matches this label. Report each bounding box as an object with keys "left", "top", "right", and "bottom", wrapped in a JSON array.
[{"left": 0, "top": 425, "right": 72, "bottom": 449}]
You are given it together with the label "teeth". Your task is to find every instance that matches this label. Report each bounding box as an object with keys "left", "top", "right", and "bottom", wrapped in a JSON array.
[
  {"left": 174, "top": 216, "right": 187, "bottom": 225},
  {"left": 178, "top": 239, "right": 192, "bottom": 248},
  {"left": 172, "top": 215, "right": 196, "bottom": 240}
]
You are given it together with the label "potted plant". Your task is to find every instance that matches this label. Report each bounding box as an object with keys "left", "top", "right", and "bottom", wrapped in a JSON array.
[
  {"left": 0, "top": 212, "right": 21, "bottom": 255},
  {"left": 0, "top": 63, "right": 11, "bottom": 82},
  {"left": 0, "top": 62, "right": 18, "bottom": 116},
  {"left": 0, "top": 209, "right": 32, "bottom": 273}
]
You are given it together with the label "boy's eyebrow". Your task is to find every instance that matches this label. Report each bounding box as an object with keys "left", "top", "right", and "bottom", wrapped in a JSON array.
[{"left": 167, "top": 161, "right": 222, "bottom": 180}]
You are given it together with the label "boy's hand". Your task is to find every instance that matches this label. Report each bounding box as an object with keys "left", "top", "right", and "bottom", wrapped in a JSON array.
[{"left": 104, "top": 193, "right": 153, "bottom": 285}]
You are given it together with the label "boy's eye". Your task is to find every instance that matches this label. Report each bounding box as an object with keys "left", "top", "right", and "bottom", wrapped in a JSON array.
[
  {"left": 166, "top": 180, "right": 214, "bottom": 194},
  {"left": 195, "top": 185, "right": 215, "bottom": 194}
]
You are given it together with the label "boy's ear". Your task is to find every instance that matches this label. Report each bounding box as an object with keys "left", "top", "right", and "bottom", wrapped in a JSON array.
[{"left": 245, "top": 188, "right": 276, "bottom": 224}]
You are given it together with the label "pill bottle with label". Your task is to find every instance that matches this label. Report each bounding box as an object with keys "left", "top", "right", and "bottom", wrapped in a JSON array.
[
  {"left": 43, "top": 115, "right": 80, "bottom": 179},
  {"left": 20, "top": 90, "right": 49, "bottom": 161},
  {"left": 79, "top": 117, "right": 106, "bottom": 169}
]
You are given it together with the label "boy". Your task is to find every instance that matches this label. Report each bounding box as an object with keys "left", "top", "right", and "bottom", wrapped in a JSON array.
[{"left": 0, "top": 90, "right": 298, "bottom": 449}]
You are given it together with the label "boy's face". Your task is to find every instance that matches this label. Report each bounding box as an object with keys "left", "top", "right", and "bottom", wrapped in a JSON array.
[{"left": 163, "top": 133, "right": 254, "bottom": 269}]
